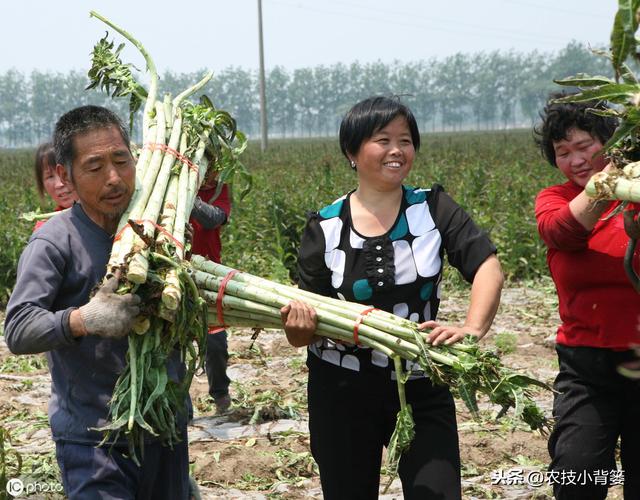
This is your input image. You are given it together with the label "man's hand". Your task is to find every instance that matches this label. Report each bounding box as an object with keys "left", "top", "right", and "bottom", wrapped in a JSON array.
[
  {"left": 280, "top": 300, "right": 319, "bottom": 347},
  {"left": 77, "top": 276, "right": 141, "bottom": 338}
]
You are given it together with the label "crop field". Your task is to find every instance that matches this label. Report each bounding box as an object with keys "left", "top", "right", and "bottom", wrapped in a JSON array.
[
  {"left": 221, "top": 129, "right": 564, "bottom": 284},
  {"left": 0, "top": 129, "right": 560, "bottom": 303},
  {"left": 0, "top": 131, "right": 624, "bottom": 499}
]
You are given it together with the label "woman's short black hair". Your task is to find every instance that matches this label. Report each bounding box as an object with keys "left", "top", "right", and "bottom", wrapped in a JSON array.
[
  {"left": 534, "top": 91, "right": 617, "bottom": 167},
  {"left": 34, "top": 142, "right": 56, "bottom": 200},
  {"left": 339, "top": 96, "right": 421, "bottom": 160}
]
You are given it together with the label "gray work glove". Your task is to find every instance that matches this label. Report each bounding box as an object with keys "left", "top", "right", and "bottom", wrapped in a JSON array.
[
  {"left": 78, "top": 276, "right": 141, "bottom": 338},
  {"left": 191, "top": 196, "right": 227, "bottom": 229}
]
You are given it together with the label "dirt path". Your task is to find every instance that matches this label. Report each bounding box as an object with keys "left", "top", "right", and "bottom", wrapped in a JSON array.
[{"left": 0, "top": 284, "right": 625, "bottom": 499}]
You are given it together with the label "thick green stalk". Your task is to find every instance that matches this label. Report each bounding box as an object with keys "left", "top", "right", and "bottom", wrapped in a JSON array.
[
  {"left": 134, "top": 119, "right": 157, "bottom": 187},
  {"left": 194, "top": 265, "right": 473, "bottom": 370},
  {"left": 192, "top": 266, "right": 423, "bottom": 346},
  {"left": 197, "top": 279, "right": 420, "bottom": 360},
  {"left": 140, "top": 107, "right": 182, "bottom": 237},
  {"left": 191, "top": 257, "right": 551, "bottom": 435},
  {"left": 128, "top": 109, "right": 183, "bottom": 283},
  {"left": 384, "top": 356, "right": 415, "bottom": 489},
  {"left": 142, "top": 103, "right": 169, "bottom": 187},
  {"left": 190, "top": 255, "right": 424, "bottom": 341},
  {"left": 160, "top": 135, "right": 190, "bottom": 310},
  {"left": 161, "top": 269, "right": 181, "bottom": 311},
  {"left": 162, "top": 94, "right": 173, "bottom": 140},
  {"left": 127, "top": 335, "right": 137, "bottom": 431},
  {"left": 109, "top": 120, "right": 157, "bottom": 270},
  {"left": 173, "top": 70, "right": 213, "bottom": 108},
  {"left": 163, "top": 71, "right": 214, "bottom": 225},
  {"left": 623, "top": 161, "right": 640, "bottom": 178},
  {"left": 20, "top": 208, "right": 70, "bottom": 222},
  {"left": 156, "top": 174, "right": 179, "bottom": 245},
  {"left": 192, "top": 258, "right": 474, "bottom": 366},
  {"left": 172, "top": 133, "right": 191, "bottom": 260},
  {"left": 205, "top": 309, "right": 400, "bottom": 358},
  {"left": 586, "top": 171, "right": 640, "bottom": 201},
  {"left": 109, "top": 103, "right": 166, "bottom": 273},
  {"left": 186, "top": 139, "right": 208, "bottom": 211}
]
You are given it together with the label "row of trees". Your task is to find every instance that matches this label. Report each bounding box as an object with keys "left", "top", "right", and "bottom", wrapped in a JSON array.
[{"left": 0, "top": 41, "right": 612, "bottom": 147}]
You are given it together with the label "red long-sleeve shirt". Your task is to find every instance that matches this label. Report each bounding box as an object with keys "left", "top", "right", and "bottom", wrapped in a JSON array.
[
  {"left": 190, "top": 184, "right": 231, "bottom": 264},
  {"left": 33, "top": 205, "right": 66, "bottom": 232},
  {"left": 535, "top": 181, "right": 640, "bottom": 349}
]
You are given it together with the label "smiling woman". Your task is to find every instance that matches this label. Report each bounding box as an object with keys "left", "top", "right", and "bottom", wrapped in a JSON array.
[
  {"left": 280, "top": 95, "right": 504, "bottom": 499},
  {"left": 552, "top": 128, "right": 608, "bottom": 188}
]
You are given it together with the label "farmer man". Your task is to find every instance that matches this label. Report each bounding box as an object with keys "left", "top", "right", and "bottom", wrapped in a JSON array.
[{"left": 4, "top": 105, "right": 190, "bottom": 499}]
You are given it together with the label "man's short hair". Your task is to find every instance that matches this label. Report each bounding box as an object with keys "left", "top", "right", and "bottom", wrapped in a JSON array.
[{"left": 53, "top": 105, "right": 130, "bottom": 175}]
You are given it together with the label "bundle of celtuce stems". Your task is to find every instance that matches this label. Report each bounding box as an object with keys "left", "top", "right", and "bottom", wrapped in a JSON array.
[
  {"left": 189, "top": 255, "right": 551, "bottom": 480},
  {"left": 586, "top": 161, "right": 640, "bottom": 202},
  {"left": 85, "top": 12, "right": 248, "bottom": 463}
]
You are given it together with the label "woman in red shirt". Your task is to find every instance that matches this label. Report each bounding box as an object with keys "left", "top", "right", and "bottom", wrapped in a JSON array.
[
  {"left": 534, "top": 93, "right": 640, "bottom": 499},
  {"left": 189, "top": 169, "right": 233, "bottom": 413}
]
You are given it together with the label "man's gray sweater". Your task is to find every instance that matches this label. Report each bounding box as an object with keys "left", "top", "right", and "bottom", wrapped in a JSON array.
[{"left": 4, "top": 203, "right": 183, "bottom": 444}]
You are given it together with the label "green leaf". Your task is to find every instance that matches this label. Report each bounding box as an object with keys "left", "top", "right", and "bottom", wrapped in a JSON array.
[
  {"left": 586, "top": 107, "right": 622, "bottom": 118},
  {"left": 199, "top": 94, "right": 214, "bottom": 109},
  {"left": 86, "top": 31, "right": 147, "bottom": 133},
  {"left": 619, "top": 62, "right": 639, "bottom": 83},
  {"left": 504, "top": 373, "right": 552, "bottom": 392},
  {"left": 554, "top": 74, "right": 616, "bottom": 87},
  {"left": 552, "top": 83, "right": 640, "bottom": 104},
  {"left": 603, "top": 113, "right": 640, "bottom": 152},
  {"left": 457, "top": 381, "right": 480, "bottom": 418},
  {"left": 611, "top": 0, "right": 640, "bottom": 75}
]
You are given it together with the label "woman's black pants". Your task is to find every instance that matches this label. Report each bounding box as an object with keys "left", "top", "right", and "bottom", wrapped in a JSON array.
[{"left": 549, "top": 345, "right": 640, "bottom": 499}]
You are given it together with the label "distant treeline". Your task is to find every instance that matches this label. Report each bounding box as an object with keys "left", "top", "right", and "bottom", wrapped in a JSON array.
[{"left": 0, "top": 41, "right": 613, "bottom": 147}]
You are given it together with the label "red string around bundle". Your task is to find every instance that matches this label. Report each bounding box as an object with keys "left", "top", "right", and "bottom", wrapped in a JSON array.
[
  {"left": 353, "top": 307, "right": 379, "bottom": 345},
  {"left": 113, "top": 219, "right": 185, "bottom": 253},
  {"left": 144, "top": 142, "right": 201, "bottom": 184},
  {"left": 214, "top": 270, "right": 238, "bottom": 328}
]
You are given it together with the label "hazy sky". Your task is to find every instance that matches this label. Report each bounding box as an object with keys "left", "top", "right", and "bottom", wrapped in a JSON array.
[{"left": 3, "top": 0, "right": 616, "bottom": 75}]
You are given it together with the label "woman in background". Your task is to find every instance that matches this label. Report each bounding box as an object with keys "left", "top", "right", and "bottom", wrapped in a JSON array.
[{"left": 33, "top": 142, "right": 76, "bottom": 230}]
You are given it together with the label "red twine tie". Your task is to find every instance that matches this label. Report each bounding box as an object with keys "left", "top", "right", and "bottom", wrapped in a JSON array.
[
  {"left": 144, "top": 143, "right": 201, "bottom": 185},
  {"left": 113, "top": 219, "right": 184, "bottom": 252},
  {"left": 353, "top": 307, "right": 378, "bottom": 345},
  {"left": 214, "top": 270, "right": 238, "bottom": 328}
]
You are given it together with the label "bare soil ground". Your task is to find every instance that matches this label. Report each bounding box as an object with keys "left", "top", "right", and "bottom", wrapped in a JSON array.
[{"left": 0, "top": 283, "right": 625, "bottom": 499}]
